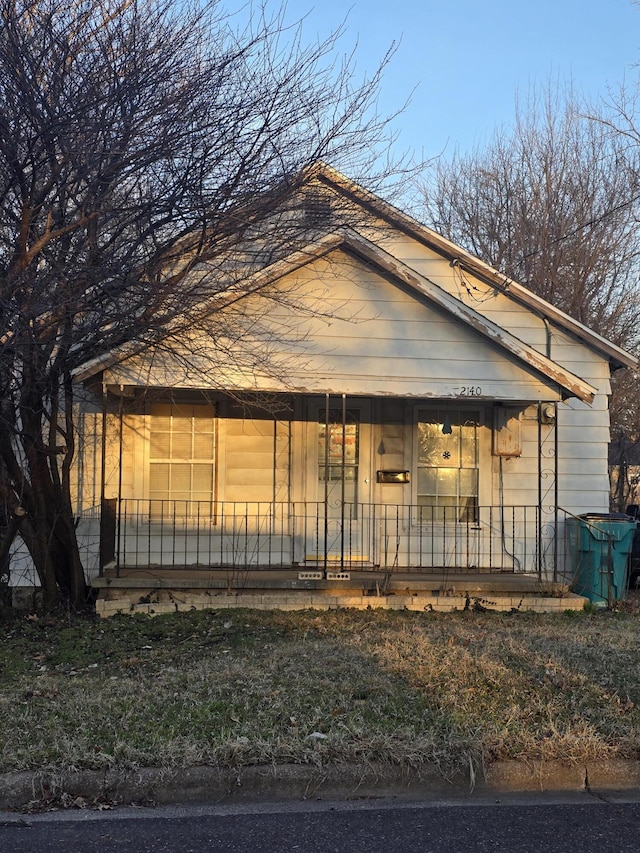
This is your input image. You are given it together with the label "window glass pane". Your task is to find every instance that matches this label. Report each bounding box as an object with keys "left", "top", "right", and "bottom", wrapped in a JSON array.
[
  {"left": 418, "top": 419, "right": 461, "bottom": 467},
  {"left": 152, "top": 417, "right": 171, "bottom": 432},
  {"left": 192, "top": 463, "right": 214, "bottom": 492},
  {"left": 171, "top": 496, "right": 191, "bottom": 510},
  {"left": 417, "top": 421, "right": 443, "bottom": 465},
  {"left": 416, "top": 409, "right": 479, "bottom": 520},
  {"left": 342, "top": 424, "right": 358, "bottom": 465},
  {"left": 417, "top": 467, "right": 437, "bottom": 497},
  {"left": 193, "top": 433, "right": 215, "bottom": 458},
  {"left": 170, "top": 434, "right": 192, "bottom": 460},
  {"left": 319, "top": 423, "right": 359, "bottom": 465},
  {"left": 461, "top": 419, "right": 479, "bottom": 466},
  {"left": 460, "top": 468, "right": 478, "bottom": 497},
  {"left": 149, "top": 404, "right": 215, "bottom": 511},
  {"left": 435, "top": 468, "right": 458, "bottom": 496},
  {"left": 150, "top": 433, "right": 171, "bottom": 458},
  {"left": 438, "top": 495, "right": 459, "bottom": 512},
  {"left": 149, "top": 463, "right": 169, "bottom": 492},
  {"left": 171, "top": 464, "right": 191, "bottom": 492},
  {"left": 318, "top": 410, "right": 359, "bottom": 490},
  {"left": 151, "top": 404, "right": 172, "bottom": 432}
]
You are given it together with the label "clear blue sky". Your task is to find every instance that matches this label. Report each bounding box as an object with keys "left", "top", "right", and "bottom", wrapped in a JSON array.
[{"left": 279, "top": 0, "right": 640, "bottom": 162}]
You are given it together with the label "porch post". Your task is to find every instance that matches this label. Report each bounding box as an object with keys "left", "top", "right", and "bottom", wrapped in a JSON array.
[
  {"left": 99, "top": 382, "right": 107, "bottom": 576},
  {"left": 537, "top": 400, "right": 559, "bottom": 581},
  {"left": 116, "top": 388, "right": 124, "bottom": 576},
  {"left": 323, "top": 393, "right": 330, "bottom": 574},
  {"left": 553, "top": 402, "right": 559, "bottom": 582},
  {"left": 537, "top": 403, "right": 543, "bottom": 578},
  {"left": 341, "top": 394, "right": 348, "bottom": 568}
]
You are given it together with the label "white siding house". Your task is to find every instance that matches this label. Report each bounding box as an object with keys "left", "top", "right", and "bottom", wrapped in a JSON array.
[{"left": 71, "top": 165, "right": 637, "bottom": 607}]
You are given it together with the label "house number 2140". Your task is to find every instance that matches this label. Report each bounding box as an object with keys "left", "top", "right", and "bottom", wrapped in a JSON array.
[{"left": 459, "top": 386, "right": 482, "bottom": 396}]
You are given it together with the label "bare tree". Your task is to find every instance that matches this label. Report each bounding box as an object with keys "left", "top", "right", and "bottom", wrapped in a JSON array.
[
  {"left": 420, "top": 86, "right": 640, "bottom": 350},
  {"left": 419, "top": 86, "right": 640, "bottom": 489},
  {"left": 588, "top": 67, "right": 640, "bottom": 505},
  {"left": 0, "top": 0, "right": 402, "bottom": 608}
]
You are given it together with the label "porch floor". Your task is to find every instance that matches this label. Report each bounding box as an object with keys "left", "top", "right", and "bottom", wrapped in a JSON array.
[
  {"left": 93, "top": 567, "right": 584, "bottom": 617},
  {"left": 96, "top": 566, "right": 570, "bottom": 592}
]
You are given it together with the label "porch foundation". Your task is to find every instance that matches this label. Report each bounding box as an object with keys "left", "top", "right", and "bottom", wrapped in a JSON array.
[{"left": 93, "top": 570, "right": 587, "bottom": 617}]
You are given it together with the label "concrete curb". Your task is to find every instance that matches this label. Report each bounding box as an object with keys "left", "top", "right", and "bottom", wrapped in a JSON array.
[{"left": 2, "top": 761, "right": 640, "bottom": 810}]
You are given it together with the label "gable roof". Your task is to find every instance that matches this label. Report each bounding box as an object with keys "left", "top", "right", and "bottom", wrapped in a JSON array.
[
  {"left": 76, "top": 227, "right": 597, "bottom": 403},
  {"left": 74, "top": 163, "right": 634, "bottom": 396},
  {"left": 309, "top": 163, "right": 638, "bottom": 372},
  {"left": 335, "top": 230, "right": 597, "bottom": 403}
]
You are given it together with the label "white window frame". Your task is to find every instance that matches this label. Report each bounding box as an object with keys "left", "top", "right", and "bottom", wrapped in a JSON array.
[{"left": 148, "top": 402, "right": 216, "bottom": 520}]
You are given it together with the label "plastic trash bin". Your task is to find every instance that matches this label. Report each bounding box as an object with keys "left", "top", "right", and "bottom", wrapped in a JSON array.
[{"left": 568, "top": 513, "right": 637, "bottom": 604}]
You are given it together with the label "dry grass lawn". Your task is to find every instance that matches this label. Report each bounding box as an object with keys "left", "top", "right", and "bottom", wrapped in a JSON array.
[{"left": 1, "top": 605, "right": 639, "bottom": 778}]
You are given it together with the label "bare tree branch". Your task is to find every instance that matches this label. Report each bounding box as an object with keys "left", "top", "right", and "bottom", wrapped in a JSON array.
[
  {"left": 419, "top": 82, "right": 640, "bottom": 449},
  {"left": 0, "top": 0, "right": 403, "bottom": 607}
]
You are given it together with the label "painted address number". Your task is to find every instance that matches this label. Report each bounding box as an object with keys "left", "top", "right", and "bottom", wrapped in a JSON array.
[{"left": 459, "top": 386, "right": 482, "bottom": 396}]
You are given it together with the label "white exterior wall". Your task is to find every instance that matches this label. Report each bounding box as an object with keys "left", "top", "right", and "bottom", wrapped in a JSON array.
[
  {"left": 106, "top": 250, "right": 567, "bottom": 403},
  {"left": 375, "top": 232, "right": 613, "bottom": 517},
  {"left": 98, "top": 219, "right": 616, "bottom": 523}
]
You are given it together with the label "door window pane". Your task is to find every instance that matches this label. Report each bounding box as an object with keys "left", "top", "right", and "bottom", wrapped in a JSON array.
[
  {"left": 318, "top": 409, "right": 359, "bottom": 507},
  {"left": 417, "top": 409, "right": 479, "bottom": 522}
]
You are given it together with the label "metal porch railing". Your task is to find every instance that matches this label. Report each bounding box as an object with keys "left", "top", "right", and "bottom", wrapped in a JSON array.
[{"left": 94, "top": 500, "right": 574, "bottom": 579}]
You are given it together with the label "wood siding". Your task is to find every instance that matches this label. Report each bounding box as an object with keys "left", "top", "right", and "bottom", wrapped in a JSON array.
[
  {"left": 105, "top": 250, "right": 571, "bottom": 403},
  {"left": 92, "top": 208, "right": 617, "bottom": 523}
]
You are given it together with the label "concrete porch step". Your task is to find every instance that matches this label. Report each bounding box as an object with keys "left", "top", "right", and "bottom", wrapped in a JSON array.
[{"left": 95, "top": 586, "right": 587, "bottom": 617}]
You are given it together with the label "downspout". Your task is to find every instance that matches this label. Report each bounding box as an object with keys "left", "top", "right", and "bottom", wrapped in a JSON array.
[{"left": 542, "top": 317, "right": 552, "bottom": 359}]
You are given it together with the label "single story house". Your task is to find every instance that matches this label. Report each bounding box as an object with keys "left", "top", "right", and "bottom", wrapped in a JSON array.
[{"left": 66, "top": 164, "right": 637, "bottom": 613}]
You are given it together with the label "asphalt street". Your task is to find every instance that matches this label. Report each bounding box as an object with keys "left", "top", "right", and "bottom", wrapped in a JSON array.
[{"left": 3, "top": 795, "right": 640, "bottom": 852}]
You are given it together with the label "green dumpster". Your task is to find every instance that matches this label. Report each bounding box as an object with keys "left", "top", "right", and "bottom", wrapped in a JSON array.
[{"left": 569, "top": 513, "right": 637, "bottom": 605}]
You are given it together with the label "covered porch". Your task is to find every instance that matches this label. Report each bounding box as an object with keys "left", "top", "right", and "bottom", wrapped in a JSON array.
[
  {"left": 91, "top": 498, "right": 584, "bottom": 615},
  {"left": 85, "top": 386, "right": 570, "bottom": 586},
  {"left": 92, "top": 564, "right": 580, "bottom": 617}
]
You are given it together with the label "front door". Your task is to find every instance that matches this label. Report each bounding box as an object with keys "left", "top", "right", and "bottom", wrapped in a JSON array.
[{"left": 305, "top": 398, "right": 371, "bottom": 567}]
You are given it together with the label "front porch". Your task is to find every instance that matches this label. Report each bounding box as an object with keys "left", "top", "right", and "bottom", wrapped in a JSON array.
[
  {"left": 88, "top": 499, "right": 589, "bottom": 615},
  {"left": 92, "top": 568, "right": 583, "bottom": 616}
]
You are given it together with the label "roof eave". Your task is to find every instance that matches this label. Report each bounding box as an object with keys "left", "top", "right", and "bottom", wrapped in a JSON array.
[{"left": 313, "top": 164, "right": 638, "bottom": 372}]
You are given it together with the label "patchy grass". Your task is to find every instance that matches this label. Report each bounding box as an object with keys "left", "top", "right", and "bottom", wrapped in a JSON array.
[{"left": 1, "top": 607, "right": 640, "bottom": 777}]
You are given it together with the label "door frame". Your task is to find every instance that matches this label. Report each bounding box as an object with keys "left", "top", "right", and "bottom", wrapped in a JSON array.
[{"left": 304, "top": 395, "right": 372, "bottom": 566}]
